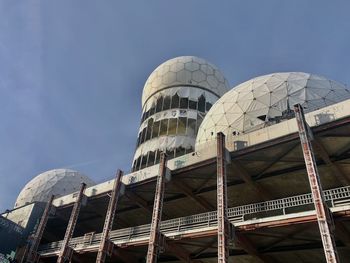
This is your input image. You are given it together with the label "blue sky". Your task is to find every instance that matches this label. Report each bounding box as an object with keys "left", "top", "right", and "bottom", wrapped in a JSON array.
[{"left": 1, "top": 0, "right": 349, "bottom": 211}]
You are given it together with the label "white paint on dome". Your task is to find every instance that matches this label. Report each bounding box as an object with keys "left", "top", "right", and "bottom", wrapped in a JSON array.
[
  {"left": 195, "top": 72, "right": 350, "bottom": 148},
  {"left": 14, "top": 169, "right": 95, "bottom": 208},
  {"left": 142, "top": 56, "right": 229, "bottom": 106}
]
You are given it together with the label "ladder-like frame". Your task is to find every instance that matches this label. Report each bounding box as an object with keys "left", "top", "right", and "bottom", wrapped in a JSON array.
[
  {"left": 95, "top": 170, "right": 123, "bottom": 263},
  {"left": 216, "top": 132, "right": 230, "bottom": 262},
  {"left": 146, "top": 153, "right": 167, "bottom": 263},
  {"left": 57, "top": 183, "right": 86, "bottom": 263},
  {"left": 23, "top": 195, "right": 54, "bottom": 263},
  {"left": 294, "top": 104, "right": 339, "bottom": 263}
]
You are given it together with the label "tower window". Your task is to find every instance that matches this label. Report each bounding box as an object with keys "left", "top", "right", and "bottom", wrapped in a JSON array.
[
  {"left": 159, "top": 119, "right": 169, "bottom": 136},
  {"left": 177, "top": 117, "right": 187, "bottom": 135},
  {"left": 171, "top": 94, "right": 180, "bottom": 109},
  {"left": 189, "top": 100, "right": 197, "bottom": 110},
  {"left": 162, "top": 96, "right": 171, "bottom": 111},
  {"left": 156, "top": 97, "right": 163, "bottom": 113},
  {"left": 180, "top": 97, "right": 189, "bottom": 109},
  {"left": 152, "top": 121, "right": 160, "bottom": 138},
  {"left": 168, "top": 118, "right": 177, "bottom": 135},
  {"left": 198, "top": 95, "right": 206, "bottom": 112}
]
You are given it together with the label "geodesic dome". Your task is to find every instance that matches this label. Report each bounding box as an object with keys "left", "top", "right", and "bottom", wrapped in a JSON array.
[
  {"left": 142, "top": 56, "right": 229, "bottom": 106},
  {"left": 14, "top": 169, "right": 95, "bottom": 208},
  {"left": 195, "top": 72, "right": 350, "bottom": 147}
]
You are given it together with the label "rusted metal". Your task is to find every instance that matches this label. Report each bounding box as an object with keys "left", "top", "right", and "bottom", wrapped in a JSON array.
[
  {"left": 95, "top": 170, "right": 123, "bottom": 263},
  {"left": 57, "top": 183, "right": 86, "bottom": 263},
  {"left": 146, "top": 153, "right": 167, "bottom": 263},
  {"left": 294, "top": 104, "right": 339, "bottom": 263},
  {"left": 24, "top": 195, "right": 54, "bottom": 263},
  {"left": 216, "top": 132, "right": 230, "bottom": 262}
]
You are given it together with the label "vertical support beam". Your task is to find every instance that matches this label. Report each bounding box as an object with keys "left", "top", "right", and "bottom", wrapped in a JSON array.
[
  {"left": 146, "top": 153, "right": 167, "bottom": 263},
  {"left": 57, "top": 183, "right": 86, "bottom": 263},
  {"left": 294, "top": 104, "right": 339, "bottom": 263},
  {"left": 216, "top": 132, "right": 230, "bottom": 263},
  {"left": 22, "top": 195, "right": 54, "bottom": 263},
  {"left": 96, "top": 170, "right": 123, "bottom": 263}
]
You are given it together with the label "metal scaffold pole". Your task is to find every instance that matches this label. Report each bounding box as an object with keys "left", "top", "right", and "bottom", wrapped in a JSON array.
[
  {"left": 23, "top": 195, "right": 54, "bottom": 263},
  {"left": 95, "top": 170, "right": 123, "bottom": 263},
  {"left": 294, "top": 104, "right": 339, "bottom": 263},
  {"left": 146, "top": 153, "right": 167, "bottom": 263},
  {"left": 57, "top": 183, "right": 86, "bottom": 263},
  {"left": 216, "top": 132, "right": 230, "bottom": 263}
]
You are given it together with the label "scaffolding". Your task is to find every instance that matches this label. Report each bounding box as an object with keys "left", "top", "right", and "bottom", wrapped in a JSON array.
[{"left": 294, "top": 104, "right": 339, "bottom": 263}]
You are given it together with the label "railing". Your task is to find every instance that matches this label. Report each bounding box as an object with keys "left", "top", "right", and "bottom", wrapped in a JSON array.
[{"left": 38, "top": 186, "right": 350, "bottom": 255}]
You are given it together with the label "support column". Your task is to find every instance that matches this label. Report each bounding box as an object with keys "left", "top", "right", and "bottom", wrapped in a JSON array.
[
  {"left": 294, "top": 104, "right": 339, "bottom": 263},
  {"left": 57, "top": 183, "right": 86, "bottom": 263},
  {"left": 216, "top": 132, "right": 230, "bottom": 263},
  {"left": 23, "top": 195, "right": 54, "bottom": 263},
  {"left": 96, "top": 170, "right": 123, "bottom": 263},
  {"left": 146, "top": 153, "right": 167, "bottom": 263}
]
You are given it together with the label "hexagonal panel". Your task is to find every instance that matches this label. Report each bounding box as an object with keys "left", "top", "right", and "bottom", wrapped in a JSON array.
[{"left": 196, "top": 72, "right": 350, "bottom": 149}]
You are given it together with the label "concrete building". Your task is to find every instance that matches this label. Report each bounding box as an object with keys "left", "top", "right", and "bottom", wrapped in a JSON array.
[{"left": 2, "top": 57, "right": 350, "bottom": 263}]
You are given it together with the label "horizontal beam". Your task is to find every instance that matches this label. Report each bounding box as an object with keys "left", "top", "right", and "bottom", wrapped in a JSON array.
[
  {"left": 231, "top": 162, "right": 271, "bottom": 200},
  {"left": 172, "top": 181, "right": 214, "bottom": 211},
  {"left": 109, "top": 246, "right": 139, "bottom": 263},
  {"left": 313, "top": 138, "right": 350, "bottom": 185},
  {"left": 236, "top": 232, "right": 278, "bottom": 263}
]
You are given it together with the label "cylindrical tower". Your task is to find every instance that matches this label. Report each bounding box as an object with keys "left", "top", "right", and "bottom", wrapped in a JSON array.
[{"left": 132, "top": 56, "right": 229, "bottom": 171}]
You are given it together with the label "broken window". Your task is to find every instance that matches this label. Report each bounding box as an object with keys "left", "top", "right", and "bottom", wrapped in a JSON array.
[{"left": 171, "top": 94, "right": 180, "bottom": 109}]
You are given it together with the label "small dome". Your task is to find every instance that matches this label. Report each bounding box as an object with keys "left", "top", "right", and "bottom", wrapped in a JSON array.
[
  {"left": 14, "top": 169, "right": 95, "bottom": 208},
  {"left": 142, "top": 56, "right": 229, "bottom": 106},
  {"left": 196, "top": 72, "right": 350, "bottom": 148}
]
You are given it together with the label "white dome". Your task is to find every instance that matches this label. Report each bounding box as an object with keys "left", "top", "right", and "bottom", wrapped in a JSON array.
[
  {"left": 14, "top": 169, "right": 95, "bottom": 208},
  {"left": 196, "top": 72, "right": 350, "bottom": 147},
  {"left": 142, "top": 56, "right": 229, "bottom": 106}
]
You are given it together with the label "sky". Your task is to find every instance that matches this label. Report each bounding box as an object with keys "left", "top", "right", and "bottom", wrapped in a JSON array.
[{"left": 0, "top": 0, "right": 349, "bottom": 211}]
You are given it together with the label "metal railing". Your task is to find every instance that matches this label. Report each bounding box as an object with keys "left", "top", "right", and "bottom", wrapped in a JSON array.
[{"left": 38, "top": 186, "right": 350, "bottom": 255}]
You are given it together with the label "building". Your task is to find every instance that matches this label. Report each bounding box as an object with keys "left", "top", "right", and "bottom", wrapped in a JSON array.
[
  {"left": 132, "top": 56, "right": 229, "bottom": 171},
  {"left": 2, "top": 56, "right": 350, "bottom": 263}
]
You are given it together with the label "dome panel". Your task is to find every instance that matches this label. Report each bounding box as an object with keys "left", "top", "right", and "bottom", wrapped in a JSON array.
[
  {"left": 142, "top": 56, "right": 229, "bottom": 106},
  {"left": 14, "top": 169, "right": 95, "bottom": 208},
  {"left": 195, "top": 72, "right": 350, "bottom": 149}
]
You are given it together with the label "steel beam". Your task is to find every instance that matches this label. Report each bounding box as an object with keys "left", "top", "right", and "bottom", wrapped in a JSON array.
[
  {"left": 57, "top": 183, "right": 86, "bottom": 263},
  {"left": 294, "top": 104, "right": 339, "bottom": 263},
  {"left": 236, "top": 232, "right": 277, "bottom": 263},
  {"left": 335, "top": 140, "right": 350, "bottom": 157},
  {"left": 166, "top": 241, "right": 204, "bottom": 263},
  {"left": 193, "top": 238, "right": 217, "bottom": 258},
  {"left": 146, "top": 153, "right": 168, "bottom": 263},
  {"left": 335, "top": 221, "right": 350, "bottom": 247},
  {"left": 261, "top": 225, "right": 310, "bottom": 252},
  {"left": 216, "top": 132, "right": 230, "bottom": 262},
  {"left": 255, "top": 143, "right": 299, "bottom": 179},
  {"left": 23, "top": 195, "right": 54, "bottom": 263},
  {"left": 96, "top": 170, "right": 123, "bottom": 263},
  {"left": 125, "top": 191, "right": 153, "bottom": 215},
  {"left": 231, "top": 161, "right": 271, "bottom": 200},
  {"left": 313, "top": 138, "right": 350, "bottom": 185},
  {"left": 112, "top": 248, "right": 140, "bottom": 263},
  {"left": 172, "top": 180, "right": 214, "bottom": 211}
]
